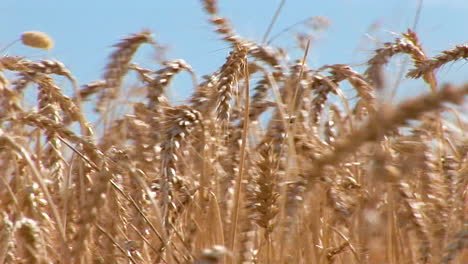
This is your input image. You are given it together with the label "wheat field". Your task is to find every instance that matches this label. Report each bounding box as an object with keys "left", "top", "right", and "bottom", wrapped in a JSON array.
[{"left": 0, "top": 1, "right": 467, "bottom": 263}]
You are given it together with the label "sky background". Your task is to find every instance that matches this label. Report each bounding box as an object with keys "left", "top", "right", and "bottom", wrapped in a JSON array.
[{"left": 1, "top": 0, "right": 467, "bottom": 104}]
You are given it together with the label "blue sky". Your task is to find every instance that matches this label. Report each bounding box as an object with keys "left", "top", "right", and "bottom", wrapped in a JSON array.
[{"left": 2, "top": 0, "right": 467, "bottom": 102}]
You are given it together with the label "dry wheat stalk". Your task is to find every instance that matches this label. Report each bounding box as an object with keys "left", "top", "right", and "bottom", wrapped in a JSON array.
[
  {"left": 308, "top": 83, "right": 468, "bottom": 181},
  {"left": 190, "top": 73, "right": 218, "bottom": 115},
  {"left": 0, "top": 73, "right": 22, "bottom": 117},
  {"left": 407, "top": 44, "right": 468, "bottom": 79},
  {"left": 16, "top": 58, "right": 77, "bottom": 89},
  {"left": 0, "top": 56, "right": 78, "bottom": 103},
  {"left": 21, "top": 31, "right": 54, "bottom": 50},
  {"left": 365, "top": 32, "right": 428, "bottom": 89},
  {"left": 0, "top": 6, "right": 467, "bottom": 263},
  {"left": 9, "top": 111, "right": 100, "bottom": 165},
  {"left": 215, "top": 44, "right": 248, "bottom": 121},
  {"left": 132, "top": 60, "right": 194, "bottom": 111},
  {"left": 402, "top": 30, "right": 438, "bottom": 89},
  {"left": 160, "top": 105, "right": 202, "bottom": 225},
  {"left": 71, "top": 167, "right": 113, "bottom": 263},
  {"left": 37, "top": 76, "right": 65, "bottom": 187},
  {"left": 326, "top": 173, "right": 361, "bottom": 224},
  {"left": 249, "top": 46, "right": 285, "bottom": 67},
  {"left": 79, "top": 80, "right": 107, "bottom": 101},
  {"left": 395, "top": 177, "right": 432, "bottom": 263},
  {"left": 249, "top": 143, "right": 279, "bottom": 237},
  {"left": 322, "top": 64, "right": 376, "bottom": 115},
  {"left": 310, "top": 72, "right": 342, "bottom": 125},
  {"left": 201, "top": 0, "right": 242, "bottom": 44},
  {"left": 98, "top": 30, "right": 154, "bottom": 112},
  {"left": 34, "top": 75, "right": 89, "bottom": 129},
  {"left": 15, "top": 218, "right": 44, "bottom": 264},
  {"left": 324, "top": 109, "right": 337, "bottom": 145},
  {"left": 248, "top": 72, "right": 284, "bottom": 123}
]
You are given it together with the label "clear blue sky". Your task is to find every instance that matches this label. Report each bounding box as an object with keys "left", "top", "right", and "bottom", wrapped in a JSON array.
[{"left": 2, "top": 0, "right": 467, "bottom": 102}]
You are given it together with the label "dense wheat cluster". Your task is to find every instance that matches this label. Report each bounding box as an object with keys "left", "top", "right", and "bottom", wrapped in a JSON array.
[{"left": 0, "top": 1, "right": 467, "bottom": 263}]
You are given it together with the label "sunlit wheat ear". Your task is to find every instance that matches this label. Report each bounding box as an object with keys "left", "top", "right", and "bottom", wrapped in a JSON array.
[
  {"left": 407, "top": 44, "right": 468, "bottom": 79},
  {"left": 201, "top": 0, "right": 241, "bottom": 44},
  {"left": 98, "top": 30, "right": 154, "bottom": 112},
  {"left": 131, "top": 60, "right": 195, "bottom": 111},
  {"left": 160, "top": 105, "right": 202, "bottom": 225},
  {"left": 247, "top": 143, "right": 279, "bottom": 246},
  {"left": 309, "top": 73, "right": 339, "bottom": 124},
  {"left": 103, "top": 30, "right": 154, "bottom": 89},
  {"left": 189, "top": 73, "right": 218, "bottom": 114},
  {"left": 1, "top": 3, "right": 467, "bottom": 262},
  {"left": 323, "top": 64, "right": 375, "bottom": 115},
  {"left": 79, "top": 80, "right": 107, "bottom": 101},
  {"left": 15, "top": 218, "right": 43, "bottom": 264},
  {"left": 364, "top": 31, "right": 427, "bottom": 90},
  {"left": 215, "top": 44, "right": 248, "bottom": 121},
  {"left": 21, "top": 31, "right": 54, "bottom": 50},
  {"left": 248, "top": 74, "right": 278, "bottom": 122}
]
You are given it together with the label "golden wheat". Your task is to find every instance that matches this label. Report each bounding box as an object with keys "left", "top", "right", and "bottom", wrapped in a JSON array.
[{"left": 0, "top": 1, "right": 466, "bottom": 264}]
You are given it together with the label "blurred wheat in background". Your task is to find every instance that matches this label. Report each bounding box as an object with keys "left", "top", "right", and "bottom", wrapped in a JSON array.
[{"left": 0, "top": 0, "right": 467, "bottom": 263}]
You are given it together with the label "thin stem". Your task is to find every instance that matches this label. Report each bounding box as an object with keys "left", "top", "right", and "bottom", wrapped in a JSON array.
[
  {"left": 262, "top": 0, "right": 287, "bottom": 43},
  {"left": 390, "top": 0, "right": 424, "bottom": 100},
  {"left": 229, "top": 57, "right": 250, "bottom": 257},
  {"left": 0, "top": 39, "right": 20, "bottom": 54}
]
